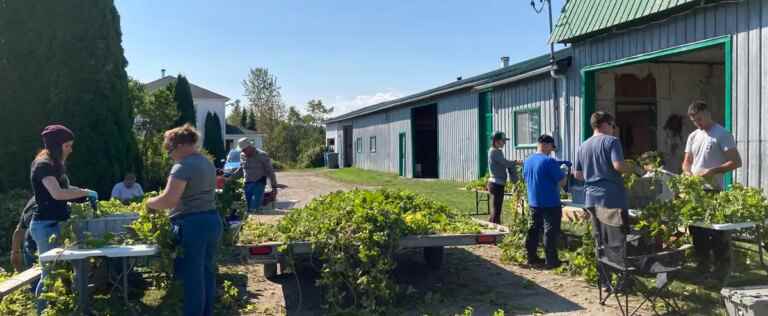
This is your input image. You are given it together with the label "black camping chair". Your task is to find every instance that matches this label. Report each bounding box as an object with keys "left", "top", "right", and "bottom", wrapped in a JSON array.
[{"left": 587, "top": 207, "right": 690, "bottom": 316}]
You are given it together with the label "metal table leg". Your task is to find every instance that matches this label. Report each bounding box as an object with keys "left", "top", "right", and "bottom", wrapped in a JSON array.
[
  {"left": 123, "top": 258, "right": 128, "bottom": 304},
  {"left": 486, "top": 192, "right": 490, "bottom": 215},
  {"left": 757, "top": 225, "right": 767, "bottom": 273},
  {"left": 73, "top": 259, "right": 90, "bottom": 316},
  {"left": 475, "top": 190, "right": 480, "bottom": 215}
]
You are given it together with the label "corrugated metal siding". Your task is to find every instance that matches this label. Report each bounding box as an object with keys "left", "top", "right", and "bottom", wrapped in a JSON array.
[
  {"left": 493, "top": 74, "right": 557, "bottom": 162},
  {"left": 352, "top": 112, "right": 391, "bottom": 172},
  {"left": 552, "top": 0, "right": 701, "bottom": 43},
  {"left": 567, "top": 0, "right": 765, "bottom": 189},
  {"left": 437, "top": 92, "right": 479, "bottom": 181}
]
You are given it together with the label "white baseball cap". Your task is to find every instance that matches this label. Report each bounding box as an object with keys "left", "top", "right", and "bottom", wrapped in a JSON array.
[{"left": 237, "top": 137, "right": 254, "bottom": 150}]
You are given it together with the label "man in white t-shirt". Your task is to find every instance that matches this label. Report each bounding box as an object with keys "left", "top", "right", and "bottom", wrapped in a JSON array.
[
  {"left": 111, "top": 173, "right": 144, "bottom": 203},
  {"left": 682, "top": 101, "right": 742, "bottom": 276}
]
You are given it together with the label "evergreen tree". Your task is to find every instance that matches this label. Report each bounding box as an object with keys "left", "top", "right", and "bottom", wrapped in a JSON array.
[
  {"left": 211, "top": 113, "right": 226, "bottom": 164},
  {"left": 174, "top": 75, "right": 196, "bottom": 127},
  {"left": 202, "top": 112, "right": 215, "bottom": 157},
  {"left": 247, "top": 108, "right": 257, "bottom": 130},
  {"left": 0, "top": 0, "right": 139, "bottom": 194},
  {"left": 240, "top": 107, "right": 248, "bottom": 127}
]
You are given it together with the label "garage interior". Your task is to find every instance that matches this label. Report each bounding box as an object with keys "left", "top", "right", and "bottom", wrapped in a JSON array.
[
  {"left": 412, "top": 104, "right": 439, "bottom": 178},
  {"left": 593, "top": 45, "right": 725, "bottom": 174}
]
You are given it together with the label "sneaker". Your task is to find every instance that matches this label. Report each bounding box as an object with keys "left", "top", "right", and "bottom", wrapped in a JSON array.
[{"left": 544, "top": 260, "right": 564, "bottom": 270}]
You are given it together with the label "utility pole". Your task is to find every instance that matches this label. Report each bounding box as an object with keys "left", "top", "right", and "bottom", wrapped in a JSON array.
[{"left": 531, "top": 0, "right": 561, "bottom": 155}]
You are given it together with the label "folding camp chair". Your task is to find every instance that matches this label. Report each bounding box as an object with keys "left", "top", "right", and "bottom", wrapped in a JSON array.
[{"left": 587, "top": 207, "right": 689, "bottom": 316}]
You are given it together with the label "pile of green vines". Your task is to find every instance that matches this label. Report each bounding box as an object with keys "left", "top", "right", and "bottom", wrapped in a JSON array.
[{"left": 248, "top": 189, "right": 484, "bottom": 314}]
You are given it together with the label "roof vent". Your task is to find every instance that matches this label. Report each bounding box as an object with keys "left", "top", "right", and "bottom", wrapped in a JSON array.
[
  {"left": 500, "top": 56, "right": 510, "bottom": 68},
  {"left": 161, "top": 69, "right": 166, "bottom": 78},
  {"left": 456, "top": 76, "right": 462, "bottom": 81}
]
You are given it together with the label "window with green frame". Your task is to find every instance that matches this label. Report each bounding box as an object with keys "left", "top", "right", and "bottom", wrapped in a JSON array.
[
  {"left": 356, "top": 137, "right": 363, "bottom": 153},
  {"left": 369, "top": 136, "right": 377, "bottom": 153},
  {"left": 514, "top": 107, "right": 541, "bottom": 148}
]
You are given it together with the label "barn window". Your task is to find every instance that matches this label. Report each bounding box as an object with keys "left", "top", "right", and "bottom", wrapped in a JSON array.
[
  {"left": 369, "top": 136, "right": 377, "bottom": 153},
  {"left": 356, "top": 137, "right": 363, "bottom": 153},
  {"left": 514, "top": 107, "right": 541, "bottom": 148}
]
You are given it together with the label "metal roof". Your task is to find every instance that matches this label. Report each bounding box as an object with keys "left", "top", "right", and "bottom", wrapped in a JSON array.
[
  {"left": 325, "top": 49, "right": 572, "bottom": 124},
  {"left": 225, "top": 124, "right": 259, "bottom": 135},
  {"left": 550, "top": 0, "right": 716, "bottom": 44},
  {"left": 144, "top": 76, "right": 230, "bottom": 101}
]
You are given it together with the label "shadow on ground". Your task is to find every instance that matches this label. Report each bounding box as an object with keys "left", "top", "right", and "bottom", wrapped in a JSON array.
[{"left": 267, "top": 247, "right": 584, "bottom": 316}]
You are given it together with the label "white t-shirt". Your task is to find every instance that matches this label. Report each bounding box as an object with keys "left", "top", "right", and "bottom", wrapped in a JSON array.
[
  {"left": 111, "top": 182, "right": 144, "bottom": 201},
  {"left": 684, "top": 124, "right": 737, "bottom": 189}
]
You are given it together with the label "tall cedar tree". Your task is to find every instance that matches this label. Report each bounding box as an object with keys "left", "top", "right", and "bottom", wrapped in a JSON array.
[
  {"left": 203, "top": 112, "right": 215, "bottom": 157},
  {"left": 0, "top": 0, "right": 139, "bottom": 194},
  {"left": 203, "top": 112, "right": 226, "bottom": 167},
  {"left": 211, "top": 113, "right": 226, "bottom": 163},
  {"left": 174, "top": 75, "right": 196, "bottom": 127}
]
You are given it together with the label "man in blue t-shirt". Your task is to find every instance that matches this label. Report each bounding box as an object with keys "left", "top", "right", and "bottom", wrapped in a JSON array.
[
  {"left": 523, "top": 135, "right": 568, "bottom": 268},
  {"left": 574, "top": 111, "right": 631, "bottom": 288}
]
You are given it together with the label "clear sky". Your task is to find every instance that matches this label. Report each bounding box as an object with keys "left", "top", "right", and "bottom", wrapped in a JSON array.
[{"left": 115, "top": 0, "right": 566, "bottom": 116}]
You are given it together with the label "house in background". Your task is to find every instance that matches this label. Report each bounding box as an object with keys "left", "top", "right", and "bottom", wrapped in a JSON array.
[
  {"left": 224, "top": 124, "right": 264, "bottom": 152},
  {"left": 144, "top": 74, "right": 265, "bottom": 153},
  {"left": 144, "top": 75, "right": 229, "bottom": 141}
]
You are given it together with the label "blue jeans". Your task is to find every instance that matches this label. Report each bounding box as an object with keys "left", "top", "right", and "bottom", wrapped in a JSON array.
[
  {"left": 244, "top": 179, "right": 266, "bottom": 212},
  {"left": 29, "top": 219, "right": 61, "bottom": 315},
  {"left": 172, "top": 211, "right": 223, "bottom": 316}
]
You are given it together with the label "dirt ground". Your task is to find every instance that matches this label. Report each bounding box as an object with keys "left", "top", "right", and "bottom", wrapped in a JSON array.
[{"left": 229, "top": 171, "right": 650, "bottom": 316}]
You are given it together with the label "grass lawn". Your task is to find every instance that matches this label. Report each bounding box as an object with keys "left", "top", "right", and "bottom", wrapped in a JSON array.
[
  {"left": 317, "top": 167, "right": 768, "bottom": 315},
  {"left": 317, "top": 167, "right": 529, "bottom": 225}
]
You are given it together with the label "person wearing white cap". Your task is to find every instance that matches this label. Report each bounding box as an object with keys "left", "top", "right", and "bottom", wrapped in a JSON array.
[{"left": 230, "top": 137, "right": 286, "bottom": 212}]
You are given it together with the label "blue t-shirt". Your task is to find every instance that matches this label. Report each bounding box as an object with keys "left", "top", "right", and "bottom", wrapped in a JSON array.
[
  {"left": 523, "top": 153, "right": 565, "bottom": 208},
  {"left": 574, "top": 134, "right": 627, "bottom": 209}
]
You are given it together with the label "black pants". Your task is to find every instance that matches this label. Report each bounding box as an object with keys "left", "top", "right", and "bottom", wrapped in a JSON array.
[
  {"left": 690, "top": 226, "right": 731, "bottom": 272},
  {"left": 487, "top": 183, "right": 505, "bottom": 224},
  {"left": 525, "top": 207, "right": 562, "bottom": 263}
]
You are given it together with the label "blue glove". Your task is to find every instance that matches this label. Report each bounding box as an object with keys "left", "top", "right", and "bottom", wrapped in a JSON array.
[
  {"left": 558, "top": 160, "right": 573, "bottom": 168},
  {"left": 86, "top": 190, "right": 98, "bottom": 201}
]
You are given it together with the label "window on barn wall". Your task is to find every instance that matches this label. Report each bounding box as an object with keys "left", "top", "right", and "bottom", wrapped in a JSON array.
[
  {"left": 369, "top": 136, "right": 377, "bottom": 153},
  {"left": 514, "top": 108, "right": 541, "bottom": 148},
  {"left": 356, "top": 137, "right": 362, "bottom": 153}
]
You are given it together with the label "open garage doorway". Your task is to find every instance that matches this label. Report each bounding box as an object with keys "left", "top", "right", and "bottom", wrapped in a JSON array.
[
  {"left": 583, "top": 37, "right": 729, "bottom": 178},
  {"left": 411, "top": 104, "right": 439, "bottom": 178}
]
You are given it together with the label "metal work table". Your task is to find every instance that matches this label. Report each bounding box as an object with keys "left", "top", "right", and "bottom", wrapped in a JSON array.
[{"left": 40, "top": 244, "right": 159, "bottom": 315}]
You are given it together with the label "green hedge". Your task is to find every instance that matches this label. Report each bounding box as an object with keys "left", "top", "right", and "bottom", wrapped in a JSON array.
[{"left": 0, "top": 0, "right": 138, "bottom": 195}]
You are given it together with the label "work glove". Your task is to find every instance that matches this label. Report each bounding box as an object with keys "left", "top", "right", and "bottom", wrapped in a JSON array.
[
  {"left": 85, "top": 189, "right": 98, "bottom": 201},
  {"left": 558, "top": 160, "right": 573, "bottom": 168}
]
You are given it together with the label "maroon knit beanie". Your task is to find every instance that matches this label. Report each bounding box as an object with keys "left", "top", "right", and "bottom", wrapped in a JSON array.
[{"left": 41, "top": 125, "right": 75, "bottom": 150}]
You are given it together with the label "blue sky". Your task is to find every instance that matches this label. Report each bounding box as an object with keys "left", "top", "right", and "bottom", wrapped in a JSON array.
[{"left": 115, "top": 0, "right": 566, "bottom": 116}]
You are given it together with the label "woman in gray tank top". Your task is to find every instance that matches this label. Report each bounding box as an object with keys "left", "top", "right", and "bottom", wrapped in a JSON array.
[{"left": 147, "top": 124, "right": 222, "bottom": 316}]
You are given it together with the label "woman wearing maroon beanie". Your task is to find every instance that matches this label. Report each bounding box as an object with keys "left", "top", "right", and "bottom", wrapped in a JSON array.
[{"left": 29, "top": 124, "right": 97, "bottom": 314}]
